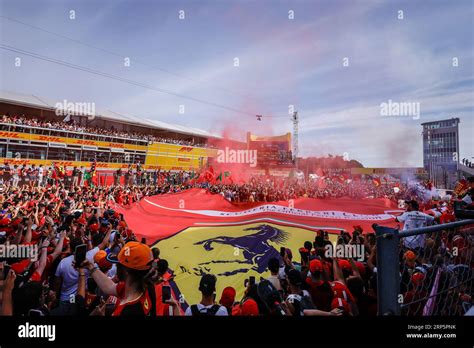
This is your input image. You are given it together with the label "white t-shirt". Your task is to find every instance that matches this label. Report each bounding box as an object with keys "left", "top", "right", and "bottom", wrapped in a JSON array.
[
  {"left": 55, "top": 248, "right": 99, "bottom": 302},
  {"left": 184, "top": 303, "right": 228, "bottom": 316},
  {"left": 55, "top": 255, "right": 79, "bottom": 302},
  {"left": 267, "top": 274, "right": 282, "bottom": 291},
  {"left": 397, "top": 211, "right": 434, "bottom": 249}
]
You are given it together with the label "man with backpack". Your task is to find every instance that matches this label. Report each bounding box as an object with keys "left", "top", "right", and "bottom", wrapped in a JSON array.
[{"left": 185, "top": 274, "right": 228, "bottom": 316}]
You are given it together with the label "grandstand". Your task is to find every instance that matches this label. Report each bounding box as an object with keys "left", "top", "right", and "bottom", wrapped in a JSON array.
[{"left": 0, "top": 90, "right": 223, "bottom": 172}]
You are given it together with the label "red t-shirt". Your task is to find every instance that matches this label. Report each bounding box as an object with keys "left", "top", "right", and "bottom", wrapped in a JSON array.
[
  {"left": 112, "top": 281, "right": 153, "bottom": 316},
  {"left": 306, "top": 277, "right": 333, "bottom": 312}
]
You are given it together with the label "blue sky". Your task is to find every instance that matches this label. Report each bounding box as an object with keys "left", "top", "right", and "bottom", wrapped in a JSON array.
[{"left": 0, "top": 0, "right": 473, "bottom": 167}]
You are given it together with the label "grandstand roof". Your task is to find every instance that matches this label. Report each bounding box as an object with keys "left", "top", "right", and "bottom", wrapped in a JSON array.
[{"left": 0, "top": 90, "right": 221, "bottom": 139}]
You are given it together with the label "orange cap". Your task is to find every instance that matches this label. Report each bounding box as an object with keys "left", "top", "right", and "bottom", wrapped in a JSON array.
[
  {"left": 404, "top": 250, "right": 416, "bottom": 263},
  {"left": 117, "top": 241, "right": 153, "bottom": 270},
  {"left": 94, "top": 250, "right": 107, "bottom": 264}
]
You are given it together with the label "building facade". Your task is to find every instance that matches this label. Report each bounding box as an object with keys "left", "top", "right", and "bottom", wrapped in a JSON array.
[{"left": 421, "top": 118, "right": 460, "bottom": 189}]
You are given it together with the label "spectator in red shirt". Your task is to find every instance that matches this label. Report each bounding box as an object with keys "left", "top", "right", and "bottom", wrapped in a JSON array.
[{"left": 83, "top": 241, "right": 155, "bottom": 316}]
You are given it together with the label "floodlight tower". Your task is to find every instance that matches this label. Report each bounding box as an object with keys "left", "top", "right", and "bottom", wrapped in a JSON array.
[{"left": 292, "top": 111, "right": 299, "bottom": 168}]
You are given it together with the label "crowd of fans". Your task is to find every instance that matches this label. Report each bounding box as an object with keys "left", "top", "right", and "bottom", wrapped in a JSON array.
[
  {"left": 1, "top": 115, "right": 208, "bottom": 147},
  {"left": 206, "top": 176, "right": 412, "bottom": 203},
  {"left": 1, "top": 162, "right": 415, "bottom": 203},
  {"left": 0, "top": 164, "right": 472, "bottom": 316}
]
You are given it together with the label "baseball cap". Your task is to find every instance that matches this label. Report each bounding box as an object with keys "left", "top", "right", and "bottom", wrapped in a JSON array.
[
  {"left": 107, "top": 241, "right": 153, "bottom": 271},
  {"left": 94, "top": 250, "right": 107, "bottom": 264},
  {"left": 338, "top": 259, "right": 352, "bottom": 273},
  {"left": 89, "top": 223, "right": 99, "bottom": 233},
  {"left": 219, "top": 286, "right": 236, "bottom": 308},
  {"left": 404, "top": 250, "right": 416, "bottom": 265},
  {"left": 199, "top": 273, "right": 217, "bottom": 294},
  {"left": 241, "top": 298, "right": 260, "bottom": 316},
  {"left": 411, "top": 272, "right": 425, "bottom": 287},
  {"left": 309, "top": 259, "right": 323, "bottom": 274}
]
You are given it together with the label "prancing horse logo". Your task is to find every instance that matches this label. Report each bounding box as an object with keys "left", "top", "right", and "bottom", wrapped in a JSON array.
[{"left": 194, "top": 224, "right": 289, "bottom": 273}]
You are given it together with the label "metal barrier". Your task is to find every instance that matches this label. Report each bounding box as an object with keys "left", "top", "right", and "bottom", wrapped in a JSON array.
[{"left": 375, "top": 219, "right": 474, "bottom": 315}]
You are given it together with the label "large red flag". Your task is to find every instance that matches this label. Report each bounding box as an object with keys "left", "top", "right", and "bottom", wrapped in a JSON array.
[{"left": 115, "top": 188, "right": 400, "bottom": 242}]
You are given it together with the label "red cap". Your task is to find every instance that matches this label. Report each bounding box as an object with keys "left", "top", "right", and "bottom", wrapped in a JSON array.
[
  {"left": 89, "top": 223, "right": 99, "bottom": 233},
  {"left": 219, "top": 287, "right": 236, "bottom": 308},
  {"left": 309, "top": 259, "right": 323, "bottom": 274},
  {"left": 404, "top": 250, "right": 416, "bottom": 262},
  {"left": 94, "top": 250, "right": 112, "bottom": 270},
  {"left": 11, "top": 259, "right": 30, "bottom": 274},
  {"left": 338, "top": 259, "right": 352, "bottom": 273},
  {"left": 76, "top": 217, "right": 87, "bottom": 225},
  {"left": 241, "top": 298, "right": 259, "bottom": 316},
  {"left": 411, "top": 272, "right": 425, "bottom": 287}
]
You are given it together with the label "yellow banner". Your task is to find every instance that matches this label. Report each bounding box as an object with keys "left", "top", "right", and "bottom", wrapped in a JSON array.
[{"left": 0, "top": 131, "right": 217, "bottom": 171}]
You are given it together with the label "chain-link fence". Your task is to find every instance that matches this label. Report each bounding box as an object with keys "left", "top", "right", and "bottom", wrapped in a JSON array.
[{"left": 375, "top": 220, "right": 474, "bottom": 315}]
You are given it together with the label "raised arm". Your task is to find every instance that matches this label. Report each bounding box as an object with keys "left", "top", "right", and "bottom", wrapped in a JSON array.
[{"left": 86, "top": 261, "right": 117, "bottom": 296}]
